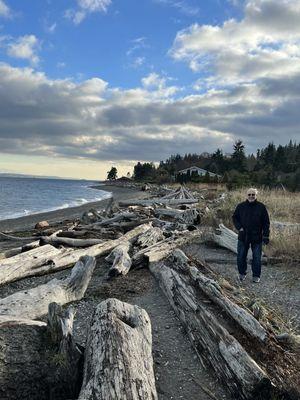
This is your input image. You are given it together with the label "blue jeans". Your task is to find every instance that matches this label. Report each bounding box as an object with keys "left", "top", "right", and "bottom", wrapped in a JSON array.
[{"left": 237, "top": 240, "right": 262, "bottom": 278}]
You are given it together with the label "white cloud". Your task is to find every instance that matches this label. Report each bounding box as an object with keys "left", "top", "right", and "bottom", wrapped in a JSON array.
[
  {"left": 0, "top": 0, "right": 10, "bottom": 17},
  {"left": 66, "top": 0, "right": 112, "bottom": 24},
  {"left": 170, "top": 0, "right": 300, "bottom": 84},
  {"left": 154, "top": 0, "right": 200, "bottom": 16},
  {"left": 7, "top": 35, "right": 41, "bottom": 65}
]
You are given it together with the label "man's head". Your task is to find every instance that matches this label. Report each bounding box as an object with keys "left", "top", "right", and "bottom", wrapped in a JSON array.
[{"left": 246, "top": 188, "right": 258, "bottom": 203}]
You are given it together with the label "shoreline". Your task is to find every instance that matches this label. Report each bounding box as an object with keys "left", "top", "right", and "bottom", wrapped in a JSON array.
[{"left": 0, "top": 185, "right": 144, "bottom": 233}]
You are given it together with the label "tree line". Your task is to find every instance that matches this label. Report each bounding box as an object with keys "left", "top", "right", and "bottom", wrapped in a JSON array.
[{"left": 107, "top": 140, "right": 300, "bottom": 191}]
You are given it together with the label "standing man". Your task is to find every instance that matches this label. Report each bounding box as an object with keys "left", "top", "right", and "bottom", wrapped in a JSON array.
[{"left": 232, "top": 188, "right": 270, "bottom": 283}]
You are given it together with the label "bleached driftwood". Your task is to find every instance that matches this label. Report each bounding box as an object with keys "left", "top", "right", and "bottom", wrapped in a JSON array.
[
  {"left": 40, "top": 236, "right": 104, "bottom": 248},
  {"left": 0, "top": 240, "right": 40, "bottom": 259},
  {"left": 136, "top": 226, "right": 164, "bottom": 248},
  {"left": 0, "top": 255, "right": 96, "bottom": 319},
  {"left": 83, "top": 212, "right": 137, "bottom": 228},
  {"left": 0, "top": 304, "right": 82, "bottom": 400},
  {"left": 149, "top": 251, "right": 271, "bottom": 399},
  {"left": 105, "top": 242, "right": 132, "bottom": 277},
  {"left": 0, "top": 224, "right": 151, "bottom": 285},
  {"left": 119, "top": 198, "right": 198, "bottom": 207},
  {"left": 78, "top": 298, "right": 157, "bottom": 400},
  {"left": 175, "top": 250, "right": 268, "bottom": 342}
]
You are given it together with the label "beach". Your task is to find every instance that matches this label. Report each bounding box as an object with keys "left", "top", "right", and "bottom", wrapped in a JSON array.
[{"left": 0, "top": 184, "right": 146, "bottom": 233}]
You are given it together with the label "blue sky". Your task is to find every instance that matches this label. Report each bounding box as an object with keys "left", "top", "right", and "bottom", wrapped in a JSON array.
[{"left": 0, "top": 0, "right": 299, "bottom": 179}]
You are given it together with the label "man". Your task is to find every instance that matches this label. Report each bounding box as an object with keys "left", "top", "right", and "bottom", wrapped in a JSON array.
[{"left": 232, "top": 188, "right": 270, "bottom": 283}]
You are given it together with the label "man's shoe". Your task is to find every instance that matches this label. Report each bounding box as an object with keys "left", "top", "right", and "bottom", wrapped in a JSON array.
[
  {"left": 239, "top": 274, "right": 246, "bottom": 282},
  {"left": 252, "top": 277, "right": 260, "bottom": 283}
]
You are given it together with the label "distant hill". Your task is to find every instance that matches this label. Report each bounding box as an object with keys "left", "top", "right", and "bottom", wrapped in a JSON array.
[{"left": 0, "top": 172, "right": 85, "bottom": 180}]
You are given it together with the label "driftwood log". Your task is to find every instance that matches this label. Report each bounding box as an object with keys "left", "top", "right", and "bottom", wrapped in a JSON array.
[
  {"left": 149, "top": 250, "right": 272, "bottom": 400},
  {"left": 0, "top": 240, "right": 40, "bottom": 259},
  {"left": 0, "top": 223, "right": 151, "bottom": 285},
  {"left": 0, "top": 303, "right": 83, "bottom": 400},
  {"left": 40, "top": 236, "right": 104, "bottom": 248},
  {"left": 118, "top": 198, "right": 198, "bottom": 207},
  {"left": 78, "top": 298, "right": 157, "bottom": 400},
  {"left": 105, "top": 242, "right": 132, "bottom": 277},
  {"left": 0, "top": 255, "right": 96, "bottom": 319},
  {"left": 136, "top": 226, "right": 164, "bottom": 248}
]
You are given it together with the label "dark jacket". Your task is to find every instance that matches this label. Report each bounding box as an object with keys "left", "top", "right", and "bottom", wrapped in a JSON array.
[{"left": 232, "top": 200, "right": 270, "bottom": 243}]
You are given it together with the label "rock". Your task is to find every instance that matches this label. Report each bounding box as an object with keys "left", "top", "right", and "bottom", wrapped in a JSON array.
[{"left": 34, "top": 220, "right": 49, "bottom": 229}]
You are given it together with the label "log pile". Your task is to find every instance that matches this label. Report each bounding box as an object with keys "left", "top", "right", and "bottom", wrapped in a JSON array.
[{"left": 0, "top": 185, "right": 299, "bottom": 399}]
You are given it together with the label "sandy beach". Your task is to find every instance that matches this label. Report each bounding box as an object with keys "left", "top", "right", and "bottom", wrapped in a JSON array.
[{"left": 0, "top": 184, "right": 146, "bottom": 233}]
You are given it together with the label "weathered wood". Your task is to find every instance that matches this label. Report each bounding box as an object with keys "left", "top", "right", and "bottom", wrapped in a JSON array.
[
  {"left": 149, "top": 251, "right": 272, "bottom": 400},
  {"left": 0, "top": 255, "right": 96, "bottom": 319},
  {"left": 0, "top": 223, "right": 151, "bottom": 285},
  {"left": 0, "top": 240, "right": 40, "bottom": 259},
  {"left": 82, "top": 212, "right": 138, "bottom": 228},
  {"left": 106, "top": 242, "right": 132, "bottom": 277},
  {"left": 40, "top": 235, "right": 104, "bottom": 247},
  {"left": 136, "top": 226, "right": 164, "bottom": 248},
  {"left": 78, "top": 298, "right": 157, "bottom": 400},
  {"left": 119, "top": 198, "right": 198, "bottom": 207},
  {"left": 174, "top": 250, "right": 268, "bottom": 342},
  {"left": 0, "top": 304, "right": 83, "bottom": 400}
]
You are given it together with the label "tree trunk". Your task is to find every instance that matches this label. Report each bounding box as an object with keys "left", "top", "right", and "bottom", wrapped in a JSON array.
[
  {"left": 0, "top": 223, "right": 151, "bottom": 285},
  {"left": 0, "top": 255, "right": 96, "bottom": 319},
  {"left": 105, "top": 242, "right": 132, "bottom": 277},
  {"left": 78, "top": 298, "right": 157, "bottom": 400},
  {"left": 149, "top": 251, "right": 272, "bottom": 400},
  {"left": 0, "top": 303, "right": 83, "bottom": 400}
]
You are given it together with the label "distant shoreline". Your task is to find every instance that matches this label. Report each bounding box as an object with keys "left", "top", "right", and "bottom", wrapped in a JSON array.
[{"left": 0, "top": 185, "right": 144, "bottom": 233}]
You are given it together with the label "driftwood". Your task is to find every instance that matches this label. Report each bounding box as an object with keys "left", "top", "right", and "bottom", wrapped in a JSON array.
[
  {"left": 0, "top": 255, "right": 96, "bottom": 319},
  {"left": 0, "top": 303, "right": 83, "bottom": 400},
  {"left": 78, "top": 298, "right": 157, "bottom": 400},
  {"left": 40, "top": 236, "right": 104, "bottom": 248},
  {"left": 105, "top": 242, "right": 132, "bottom": 277},
  {"left": 149, "top": 250, "right": 272, "bottom": 400},
  {"left": 119, "top": 198, "right": 198, "bottom": 207},
  {"left": 0, "top": 223, "right": 151, "bottom": 285},
  {"left": 0, "top": 240, "right": 40, "bottom": 259},
  {"left": 136, "top": 226, "right": 164, "bottom": 248},
  {"left": 82, "top": 212, "right": 137, "bottom": 228}
]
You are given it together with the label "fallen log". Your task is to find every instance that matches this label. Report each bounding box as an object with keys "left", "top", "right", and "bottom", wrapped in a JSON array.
[
  {"left": 149, "top": 251, "right": 272, "bottom": 400},
  {"left": 78, "top": 298, "right": 157, "bottom": 400},
  {"left": 119, "top": 198, "right": 198, "bottom": 207},
  {"left": 40, "top": 236, "right": 104, "bottom": 248},
  {"left": 105, "top": 242, "right": 132, "bottom": 277},
  {"left": 83, "top": 212, "right": 138, "bottom": 228},
  {"left": 0, "top": 240, "right": 40, "bottom": 259},
  {"left": 0, "top": 255, "right": 96, "bottom": 319},
  {"left": 0, "top": 224, "right": 151, "bottom": 285},
  {"left": 0, "top": 303, "right": 82, "bottom": 400}
]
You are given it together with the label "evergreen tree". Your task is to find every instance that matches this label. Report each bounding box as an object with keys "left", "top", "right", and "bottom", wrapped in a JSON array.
[
  {"left": 231, "top": 140, "right": 247, "bottom": 172},
  {"left": 107, "top": 166, "right": 117, "bottom": 180}
]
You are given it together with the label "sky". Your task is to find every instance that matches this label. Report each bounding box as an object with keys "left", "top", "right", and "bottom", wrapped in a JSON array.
[{"left": 0, "top": 0, "right": 299, "bottom": 179}]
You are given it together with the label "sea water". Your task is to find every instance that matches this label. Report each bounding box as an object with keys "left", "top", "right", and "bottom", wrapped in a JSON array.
[{"left": 0, "top": 176, "right": 111, "bottom": 221}]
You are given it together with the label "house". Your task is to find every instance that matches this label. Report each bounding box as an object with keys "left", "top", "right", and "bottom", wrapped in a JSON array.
[{"left": 177, "top": 166, "right": 219, "bottom": 177}]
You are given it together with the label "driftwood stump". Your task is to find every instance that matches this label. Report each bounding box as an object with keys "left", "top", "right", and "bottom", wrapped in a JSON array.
[{"left": 78, "top": 298, "right": 157, "bottom": 400}]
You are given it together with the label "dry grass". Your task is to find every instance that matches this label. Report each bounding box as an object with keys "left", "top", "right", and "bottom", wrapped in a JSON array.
[{"left": 210, "top": 188, "right": 300, "bottom": 259}]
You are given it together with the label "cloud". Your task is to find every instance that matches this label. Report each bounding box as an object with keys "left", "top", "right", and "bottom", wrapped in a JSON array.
[
  {"left": 0, "top": 0, "right": 10, "bottom": 18},
  {"left": 170, "top": 0, "right": 300, "bottom": 84},
  {"left": 65, "top": 0, "right": 112, "bottom": 24},
  {"left": 0, "top": 61, "right": 299, "bottom": 168},
  {"left": 7, "top": 35, "right": 41, "bottom": 65},
  {"left": 153, "top": 0, "right": 200, "bottom": 16}
]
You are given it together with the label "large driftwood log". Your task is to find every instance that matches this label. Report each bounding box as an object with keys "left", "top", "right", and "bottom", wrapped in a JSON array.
[
  {"left": 78, "top": 298, "right": 157, "bottom": 400},
  {"left": 82, "top": 212, "right": 138, "bottom": 228},
  {"left": 176, "top": 250, "right": 268, "bottom": 342},
  {"left": 0, "top": 303, "right": 82, "bottom": 400},
  {"left": 0, "top": 240, "right": 40, "bottom": 259},
  {"left": 105, "top": 242, "right": 132, "bottom": 277},
  {"left": 0, "top": 223, "right": 151, "bottom": 285},
  {"left": 40, "top": 235, "right": 104, "bottom": 247},
  {"left": 149, "top": 251, "right": 272, "bottom": 400},
  {"left": 0, "top": 255, "right": 96, "bottom": 319},
  {"left": 119, "top": 198, "right": 198, "bottom": 207}
]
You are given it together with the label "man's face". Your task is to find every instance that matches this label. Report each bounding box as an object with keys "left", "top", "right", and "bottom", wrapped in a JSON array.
[{"left": 247, "top": 191, "right": 257, "bottom": 202}]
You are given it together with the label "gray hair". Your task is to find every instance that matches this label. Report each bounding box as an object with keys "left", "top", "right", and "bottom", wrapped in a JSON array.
[{"left": 247, "top": 188, "right": 258, "bottom": 194}]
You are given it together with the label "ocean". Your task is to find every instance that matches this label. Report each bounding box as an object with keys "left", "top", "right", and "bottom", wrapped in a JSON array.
[{"left": 0, "top": 176, "right": 111, "bottom": 221}]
